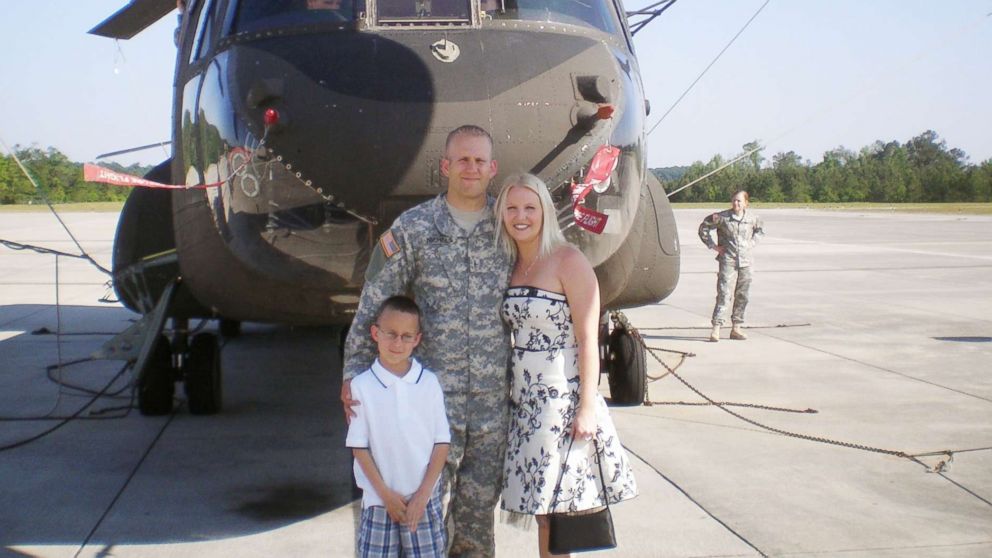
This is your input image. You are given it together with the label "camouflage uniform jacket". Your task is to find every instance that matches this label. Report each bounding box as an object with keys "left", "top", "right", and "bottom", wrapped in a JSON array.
[
  {"left": 343, "top": 194, "right": 512, "bottom": 397},
  {"left": 698, "top": 209, "right": 764, "bottom": 268}
]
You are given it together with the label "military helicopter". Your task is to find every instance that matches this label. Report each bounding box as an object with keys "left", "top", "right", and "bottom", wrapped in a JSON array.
[{"left": 90, "top": 0, "right": 680, "bottom": 415}]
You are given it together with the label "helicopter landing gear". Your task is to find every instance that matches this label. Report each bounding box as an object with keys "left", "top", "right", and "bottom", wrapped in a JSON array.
[
  {"left": 134, "top": 316, "right": 223, "bottom": 416},
  {"left": 137, "top": 334, "right": 175, "bottom": 416},
  {"left": 125, "top": 281, "right": 223, "bottom": 416},
  {"left": 602, "top": 315, "right": 646, "bottom": 406},
  {"left": 184, "top": 332, "right": 222, "bottom": 415}
]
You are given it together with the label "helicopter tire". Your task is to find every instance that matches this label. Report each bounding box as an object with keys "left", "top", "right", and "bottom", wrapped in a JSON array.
[
  {"left": 184, "top": 332, "right": 222, "bottom": 415},
  {"left": 138, "top": 335, "right": 175, "bottom": 416},
  {"left": 219, "top": 319, "right": 241, "bottom": 338},
  {"left": 607, "top": 326, "right": 646, "bottom": 406}
]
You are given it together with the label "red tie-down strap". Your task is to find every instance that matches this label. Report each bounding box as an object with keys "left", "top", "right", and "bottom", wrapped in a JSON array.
[
  {"left": 570, "top": 145, "right": 620, "bottom": 234},
  {"left": 83, "top": 146, "right": 257, "bottom": 189}
]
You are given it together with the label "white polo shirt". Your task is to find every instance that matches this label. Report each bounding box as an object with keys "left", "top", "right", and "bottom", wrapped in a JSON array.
[{"left": 345, "top": 357, "right": 451, "bottom": 508}]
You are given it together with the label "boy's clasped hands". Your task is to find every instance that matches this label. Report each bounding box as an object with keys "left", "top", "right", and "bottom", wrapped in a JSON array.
[{"left": 381, "top": 486, "right": 432, "bottom": 531}]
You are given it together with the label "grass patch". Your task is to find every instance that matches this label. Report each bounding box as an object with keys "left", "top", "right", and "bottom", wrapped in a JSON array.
[
  {"left": 0, "top": 202, "right": 125, "bottom": 213},
  {"left": 672, "top": 202, "right": 992, "bottom": 215}
]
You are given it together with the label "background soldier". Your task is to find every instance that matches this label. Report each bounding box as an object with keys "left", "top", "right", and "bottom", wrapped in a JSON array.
[
  {"left": 342, "top": 125, "right": 511, "bottom": 557},
  {"left": 698, "top": 190, "right": 764, "bottom": 342}
]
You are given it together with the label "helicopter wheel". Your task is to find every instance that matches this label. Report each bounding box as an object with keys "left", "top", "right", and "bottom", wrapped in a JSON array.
[
  {"left": 607, "top": 326, "right": 646, "bottom": 406},
  {"left": 138, "top": 335, "right": 175, "bottom": 416},
  {"left": 184, "top": 332, "right": 222, "bottom": 415}
]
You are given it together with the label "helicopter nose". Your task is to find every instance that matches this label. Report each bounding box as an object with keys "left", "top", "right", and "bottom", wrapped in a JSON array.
[{"left": 230, "top": 35, "right": 436, "bottom": 216}]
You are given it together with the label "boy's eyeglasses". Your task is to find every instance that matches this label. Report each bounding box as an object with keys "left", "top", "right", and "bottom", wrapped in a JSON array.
[{"left": 375, "top": 327, "right": 418, "bottom": 344}]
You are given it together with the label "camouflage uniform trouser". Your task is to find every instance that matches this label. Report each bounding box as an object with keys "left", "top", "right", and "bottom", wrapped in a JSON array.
[
  {"left": 712, "top": 260, "right": 752, "bottom": 326},
  {"left": 442, "top": 390, "right": 509, "bottom": 558}
]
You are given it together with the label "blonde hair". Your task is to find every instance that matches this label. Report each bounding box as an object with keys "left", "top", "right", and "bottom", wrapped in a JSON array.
[{"left": 494, "top": 173, "right": 568, "bottom": 260}]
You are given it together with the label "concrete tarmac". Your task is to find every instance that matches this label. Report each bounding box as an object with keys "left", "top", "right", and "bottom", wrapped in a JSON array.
[{"left": 1, "top": 208, "right": 990, "bottom": 557}]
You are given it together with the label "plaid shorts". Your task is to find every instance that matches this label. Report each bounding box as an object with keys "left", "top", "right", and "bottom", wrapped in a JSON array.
[{"left": 357, "top": 489, "right": 446, "bottom": 557}]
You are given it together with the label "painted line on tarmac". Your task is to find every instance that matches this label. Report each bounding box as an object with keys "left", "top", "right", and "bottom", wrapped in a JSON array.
[
  {"left": 624, "top": 444, "right": 768, "bottom": 558},
  {"left": 775, "top": 237, "right": 992, "bottom": 262},
  {"left": 757, "top": 330, "right": 992, "bottom": 404},
  {"left": 75, "top": 410, "right": 178, "bottom": 558},
  {"left": 661, "top": 300, "right": 992, "bottom": 404}
]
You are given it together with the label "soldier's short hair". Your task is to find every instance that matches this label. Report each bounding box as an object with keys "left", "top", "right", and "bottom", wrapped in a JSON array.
[
  {"left": 444, "top": 125, "right": 494, "bottom": 157},
  {"left": 733, "top": 190, "right": 749, "bottom": 202},
  {"left": 375, "top": 295, "right": 422, "bottom": 326}
]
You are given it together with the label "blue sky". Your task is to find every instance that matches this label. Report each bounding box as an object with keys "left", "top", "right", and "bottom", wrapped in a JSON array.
[{"left": 1, "top": 1, "right": 989, "bottom": 168}]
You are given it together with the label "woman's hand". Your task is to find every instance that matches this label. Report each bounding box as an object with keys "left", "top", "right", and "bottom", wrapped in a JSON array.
[{"left": 572, "top": 404, "right": 597, "bottom": 442}]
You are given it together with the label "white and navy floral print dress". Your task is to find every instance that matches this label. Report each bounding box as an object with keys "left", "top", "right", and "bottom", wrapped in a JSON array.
[{"left": 500, "top": 286, "right": 637, "bottom": 520}]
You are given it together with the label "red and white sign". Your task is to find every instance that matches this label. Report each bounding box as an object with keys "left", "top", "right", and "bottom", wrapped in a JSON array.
[
  {"left": 573, "top": 204, "right": 609, "bottom": 234},
  {"left": 570, "top": 145, "right": 620, "bottom": 234}
]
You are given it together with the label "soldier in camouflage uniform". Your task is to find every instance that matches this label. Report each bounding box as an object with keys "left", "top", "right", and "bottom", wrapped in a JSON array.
[
  {"left": 342, "top": 125, "right": 511, "bottom": 557},
  {"left": 698, "top": 190, "right": 764, "bottom": 342}
]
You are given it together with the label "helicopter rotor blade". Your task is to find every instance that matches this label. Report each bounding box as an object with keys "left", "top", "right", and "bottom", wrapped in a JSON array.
[
  {"left": 96, "top": 141, "right": 172, "bottom": 160},
  {"left": 89, "top": 0, "right": 177, "bottom": 40}
]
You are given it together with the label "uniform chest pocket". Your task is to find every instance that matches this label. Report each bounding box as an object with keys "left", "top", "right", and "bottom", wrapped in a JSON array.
[
  {"left": 470, "top": 253, "right": 506, "bottom": 274},
  {"left": 420, "top": 253, "right": 453, "bottom": 289},
  {"left": 469, "top": 236, "right": 511, "bottom": 277},
  {"left": 417, "top": 244, "right": 468, "bottom": 306}
]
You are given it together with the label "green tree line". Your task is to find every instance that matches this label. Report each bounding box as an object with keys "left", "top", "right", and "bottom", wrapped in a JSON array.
[
  {"left": 657, "top": 130, "right": 992, "bottom": 203},
  {"left": 0, "top": 146, "right": 153, "bottom": 205},
  {"left": 4, "top": 130, "right": 991, "bottom": 205}
]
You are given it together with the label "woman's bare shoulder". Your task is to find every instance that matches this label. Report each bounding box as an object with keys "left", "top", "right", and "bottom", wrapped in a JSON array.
[{"left": 553, "top": 245, "right": 593, "bottom": 277}]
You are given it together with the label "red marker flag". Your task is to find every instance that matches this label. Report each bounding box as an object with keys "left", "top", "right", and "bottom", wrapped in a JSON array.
[
  {"left": 585, "top": 145, "right": 620, "bottom": 185},
  {"left": 83, "top": 163, "right": 227, "bottom": 189},
  {"left": 569, "top": 145, "right": 620, "bottom": 234},
  {"left": 85, "top": 164, "right": 187, "bottom": 189}
]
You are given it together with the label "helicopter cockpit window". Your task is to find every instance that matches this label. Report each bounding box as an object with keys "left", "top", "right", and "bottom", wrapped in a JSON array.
[
  {"left": 231, "top": 0, "right": 359, "bottom": 34},
  {"left": 189, "top": 0, "right": 219, "bottom": 63},
  {"left": 375, "top": 0, "right": 471, "bottom": 24},
  {"left": 486, "top": 0, "right": 620, "bottom": 35}
]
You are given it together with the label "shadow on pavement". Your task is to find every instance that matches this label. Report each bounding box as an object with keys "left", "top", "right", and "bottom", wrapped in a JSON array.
[{"left": 0, "top": 305, "right": 357, "bottom": 547}]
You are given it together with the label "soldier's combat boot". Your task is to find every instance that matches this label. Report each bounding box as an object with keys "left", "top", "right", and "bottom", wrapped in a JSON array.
[
  {"left": 730, "top": 325, "right": 748, "bottom": 340},
  {"left": 709, "top": 325, "right": 720, "bottom": 342}
]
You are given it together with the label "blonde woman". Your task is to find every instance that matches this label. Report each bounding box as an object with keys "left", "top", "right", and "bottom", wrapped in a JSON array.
[{"left": 495, "top": 173, "right": 636, "bottom": 557}]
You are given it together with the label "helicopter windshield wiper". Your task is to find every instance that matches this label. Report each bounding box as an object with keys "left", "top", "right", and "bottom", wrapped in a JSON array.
[{"left": 626, "top": 0, "right": 678, "bottom": 36}]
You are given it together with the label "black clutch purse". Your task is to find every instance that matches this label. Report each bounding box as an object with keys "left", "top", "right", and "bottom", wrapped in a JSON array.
[{"left": 547, "top": 437, "right": 617, "bottom": 554}]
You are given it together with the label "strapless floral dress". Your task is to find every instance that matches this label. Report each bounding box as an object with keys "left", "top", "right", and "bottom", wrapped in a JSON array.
[{"left": 500, "top": 286, "right": 637, "bottom": 519}]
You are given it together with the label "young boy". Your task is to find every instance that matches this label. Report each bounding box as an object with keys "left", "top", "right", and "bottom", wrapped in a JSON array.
[{"left": 346, "top": 295, "right": 450, "bottom": 557}]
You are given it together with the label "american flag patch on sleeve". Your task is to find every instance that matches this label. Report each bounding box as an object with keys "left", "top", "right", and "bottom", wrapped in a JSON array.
[{"left": 379, "top": 230, "right": 401, "bottom": 258}]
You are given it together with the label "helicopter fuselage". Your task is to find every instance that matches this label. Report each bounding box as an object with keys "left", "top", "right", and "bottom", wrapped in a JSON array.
[{"left": 112, "top": 0, "right": 680, "bottom": 325}]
